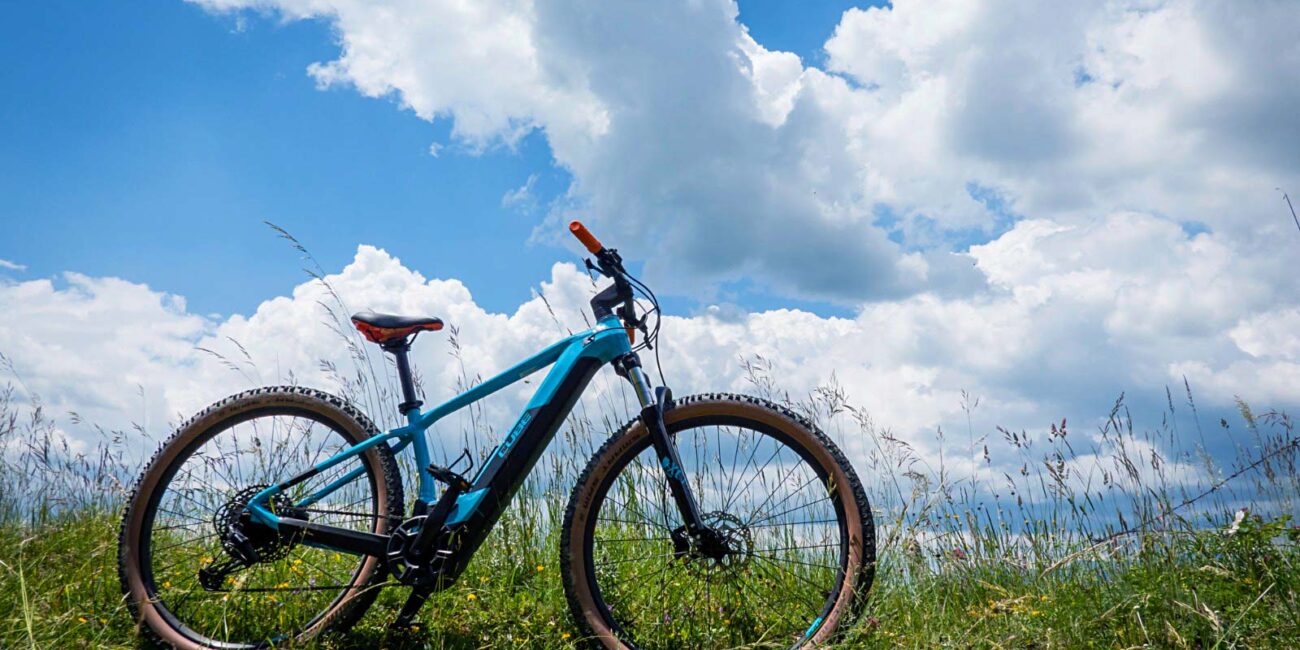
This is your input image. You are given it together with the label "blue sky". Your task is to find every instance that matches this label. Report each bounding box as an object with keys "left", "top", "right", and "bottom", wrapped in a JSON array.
[
  {"left": 1, "top": 0, "right": 869, "bottom": 318},
  {"left": 0, "top": 0, "right": 1297, "bottom": 487}
]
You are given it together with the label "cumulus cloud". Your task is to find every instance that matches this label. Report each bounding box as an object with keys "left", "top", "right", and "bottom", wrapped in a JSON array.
[
  {"left": 825, "top": 0, "right": 1300, "bottom": 237},
  {"left": 4, "top": 235, "right": 1297, "bottom": 485},
  {"left": 187, "top": 0, "right": 952, "bottom": 301},
  {"left": 9, "top": 1, "right": 1292, "bottom": 492},
  {"left": 189, "top": 0, "right": 1300, "bottom": 306},
  {"left": 0, "top": 273, "right": 210, "bottom": 433}
]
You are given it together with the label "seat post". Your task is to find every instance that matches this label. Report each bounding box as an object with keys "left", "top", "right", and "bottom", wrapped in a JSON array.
[{"left": 382, "top": 339, "right": 423, "bottom": 415}]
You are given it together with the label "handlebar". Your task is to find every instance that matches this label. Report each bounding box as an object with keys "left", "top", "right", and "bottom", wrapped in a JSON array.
[
  {"left": 568, "top": 220, "right": 642, "bottom": 343},
  {"left": 569, "top": 220, "right": 604, "bottom": 254}
]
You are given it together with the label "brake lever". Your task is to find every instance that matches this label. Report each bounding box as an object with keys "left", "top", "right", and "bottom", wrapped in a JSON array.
[{"left": 618, "top": 301, "right": 652, "bottom": 348}]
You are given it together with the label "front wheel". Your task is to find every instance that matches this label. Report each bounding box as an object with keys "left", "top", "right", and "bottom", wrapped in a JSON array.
[{"left": 562, "top": 394, "right": 875, "bottom": 649}]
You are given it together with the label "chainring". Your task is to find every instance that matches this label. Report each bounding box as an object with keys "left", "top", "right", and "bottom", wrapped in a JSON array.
[{"left": 386, "top": 516, "right": 461, "bottom": 587}]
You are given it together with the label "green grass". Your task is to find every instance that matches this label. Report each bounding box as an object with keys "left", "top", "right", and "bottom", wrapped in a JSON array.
[
  {"left": 2, "top": 240, "right": 1299, "bottom": 647},
  {"left": 1, "top": 509, "right": 1298, "bottom": 648},
  {"left": 851, "top": 515, "right": 1300, "bottom": 648},
  {"left": 3, "top": 367, "right": 1300, "bottom": 648}
]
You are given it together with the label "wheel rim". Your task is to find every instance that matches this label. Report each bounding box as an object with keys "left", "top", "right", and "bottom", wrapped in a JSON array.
[
  {"left": 583, "top": 416, "right": 850, "bottom": 649},
  {"left": 138, "top": 407, "right": 388, "bottom": 647}
]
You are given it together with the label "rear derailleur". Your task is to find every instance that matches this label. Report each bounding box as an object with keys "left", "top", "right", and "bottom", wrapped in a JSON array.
[{"left": 198, "top": 485, "right": 308, "bottom": 591}]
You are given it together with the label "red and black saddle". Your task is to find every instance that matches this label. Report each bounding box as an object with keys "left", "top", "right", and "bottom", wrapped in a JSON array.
[{"left": 351, "top": 311, "right": 444, "bottom": 345}]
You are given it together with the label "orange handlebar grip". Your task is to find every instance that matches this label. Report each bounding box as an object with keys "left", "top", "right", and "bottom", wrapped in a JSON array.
[{"left": 569, "top": 220, "right": 604, "bottom": 254}]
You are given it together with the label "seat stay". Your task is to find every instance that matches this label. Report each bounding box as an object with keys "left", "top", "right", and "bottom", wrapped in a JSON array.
[
  {"left": 248, "top": 427, "right": 409, "bottom": 528},
  {"left": 295, "top": 436, "right": 413, "bottom": 509}
]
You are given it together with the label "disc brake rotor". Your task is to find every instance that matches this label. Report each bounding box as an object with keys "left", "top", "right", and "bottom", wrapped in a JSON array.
[{"left": 672, "top": 511, "right": 754, "bottom": 578}]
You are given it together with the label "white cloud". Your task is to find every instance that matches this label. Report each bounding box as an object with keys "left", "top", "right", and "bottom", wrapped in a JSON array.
[
  {"left": 0, "top": 259, "right": 25, "bottom": 271},
  {"left": 187, "top": 0, "right": 947, "bottom": 301},
  {"left": 826, "top": 0, "right": 1300, "bottom": 270},
  {"left": 196, "top": 0, "right": 608, "bottom": 148},
  {"left": 501, "top": 174, "right": 540, "bottom": 213},
  {"left": 0, "top": 273, "right": 210, "bottom": 432},
  {"left": 1231, "top": 309, "right": 1300, "bottom": 361},
  {"left": 184, "top": 0, "right": 1300, "bottom": 310},
  {"left": 15, "top": 0, "right": 1286, "bottom": 490},
  {"left": 4, "top": 232, "right": 1298, "bottom": 484}
]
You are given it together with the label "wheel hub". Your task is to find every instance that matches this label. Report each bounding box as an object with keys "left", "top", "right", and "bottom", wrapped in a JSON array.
[
  {"left": 212, "top": 485, "right": 308, "bottom": 562},
  {"left": 198, "top": 485, "right": 308, "bottom": 590},
  {"left": 671, "top": 511, "right": 754, "bottom": 576}
]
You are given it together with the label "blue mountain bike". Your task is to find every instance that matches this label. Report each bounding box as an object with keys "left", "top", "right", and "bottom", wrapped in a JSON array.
[{"left": 118, "top": 222, "right": 875, "bottom": 649}]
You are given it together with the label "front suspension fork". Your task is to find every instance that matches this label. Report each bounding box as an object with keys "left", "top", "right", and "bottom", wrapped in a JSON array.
[{"left": 616, "top": 354, "right": 708, "bottom": 535}]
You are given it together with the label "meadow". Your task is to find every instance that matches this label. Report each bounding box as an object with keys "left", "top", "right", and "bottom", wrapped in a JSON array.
[
  {"left": 1, "top": 237, "right": 1298, "bottom": 648},
  {"left": 2, "top": 359, "right": 1298, "bottom": 648}
]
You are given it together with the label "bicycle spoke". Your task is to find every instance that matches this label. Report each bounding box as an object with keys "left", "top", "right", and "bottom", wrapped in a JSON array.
[
  {"left": 140, "top": 408, "right": 389, "bottom": 647},
  {"left": 585, "top": 420, "right": 850, "bottom": 649},
  {"left": 597, "top": 515, "right": 667, "bottom": 529},
  {"left": 746, "top": 496, "right": 833, "bottom": 528},
  {"left": 594, "top": 552, "right": 676, "bottom": 568},
  {"left": 153, "top": 532, "right": 219, "bottom": 554}
]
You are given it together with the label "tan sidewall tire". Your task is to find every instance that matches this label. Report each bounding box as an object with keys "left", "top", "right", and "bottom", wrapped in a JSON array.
[
  {"left": 118, "top": 387, "right": 402, "bottom": 649},
  {"left": 562, "top": 394, "right": 875, "bottom": 649}
]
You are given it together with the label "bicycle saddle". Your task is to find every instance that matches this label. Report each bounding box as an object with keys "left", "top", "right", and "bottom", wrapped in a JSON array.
[{"left": 351, "top": 311, "right": 444, "bottom": 344}]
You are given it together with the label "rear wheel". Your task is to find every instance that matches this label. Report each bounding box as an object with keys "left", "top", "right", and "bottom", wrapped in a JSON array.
[
  {"left": 118, "top": 386, "right": 404, "bottom": 648},
  {"left": 562, "top": 394, "right": 875, "bottom": 649}
]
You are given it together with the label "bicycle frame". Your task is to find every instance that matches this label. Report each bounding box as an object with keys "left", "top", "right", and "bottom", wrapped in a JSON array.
[{"left": 245, "top": 313, "right": 633, "bottom": 567}]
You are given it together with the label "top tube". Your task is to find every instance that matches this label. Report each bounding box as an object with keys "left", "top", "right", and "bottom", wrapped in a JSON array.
[
  {"left": 409, "top": 314, "right": 632, "bottom": 432},
  {"left": 249, "top": 315, "right": 633, "bottom": 528}
]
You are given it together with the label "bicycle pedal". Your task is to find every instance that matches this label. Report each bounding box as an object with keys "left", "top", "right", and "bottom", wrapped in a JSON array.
[{"left": 427, "top": 464, "right": 471, "bottom": 492}]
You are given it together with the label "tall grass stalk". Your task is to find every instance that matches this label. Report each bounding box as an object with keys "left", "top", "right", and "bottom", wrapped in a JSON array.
[{"left": 0, "top": 227, "right": 1296, "bottom": 646}]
